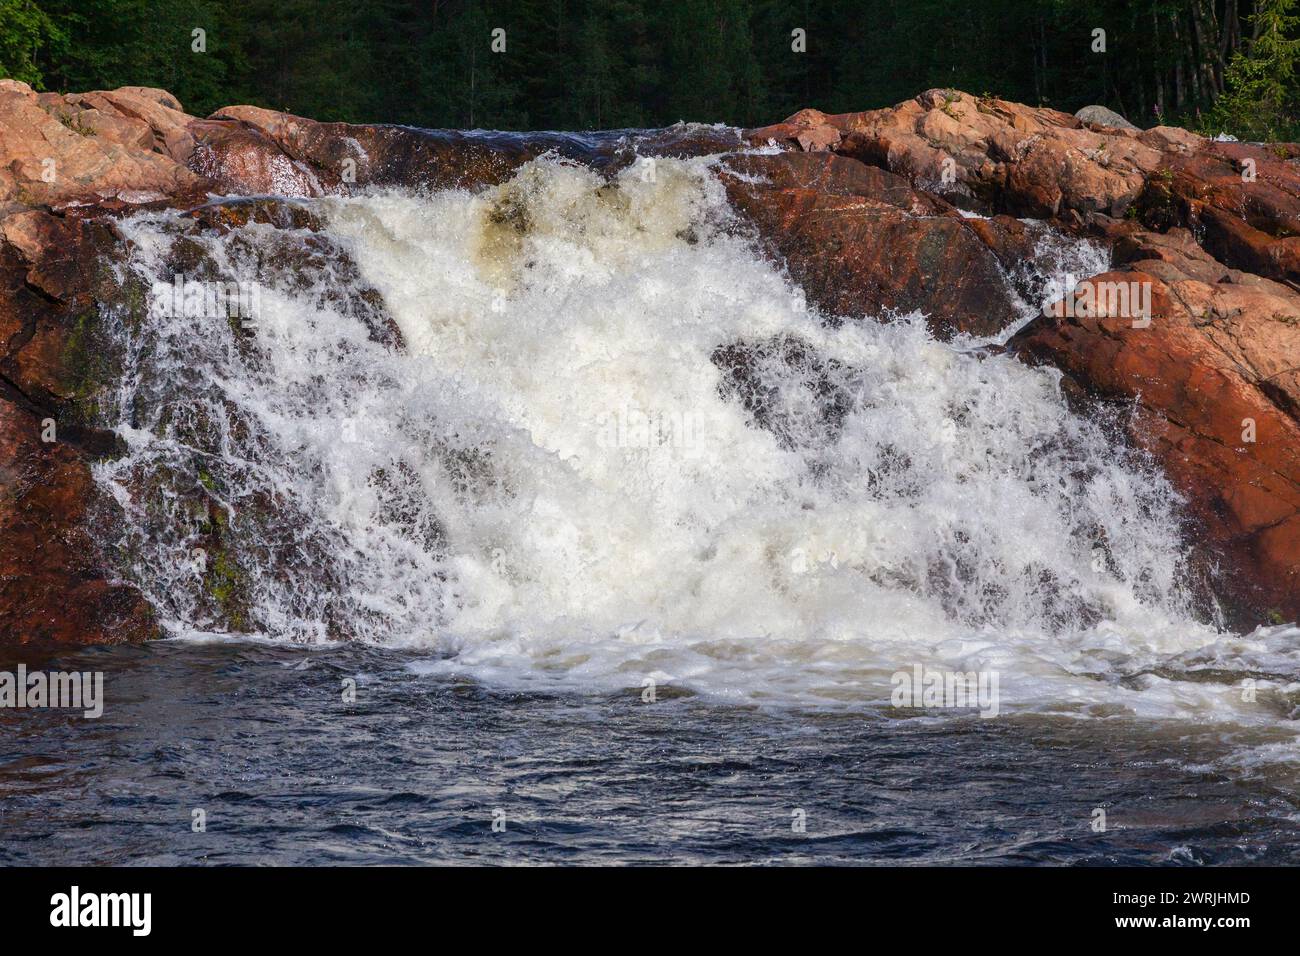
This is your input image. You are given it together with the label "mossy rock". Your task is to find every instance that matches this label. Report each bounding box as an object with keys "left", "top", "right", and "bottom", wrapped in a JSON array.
[
  {"left": 201, "top": 505, "right": 254, "bottom": 633},
  {"left": 182, "top": 197, "right": 323, "bottom": 234}
]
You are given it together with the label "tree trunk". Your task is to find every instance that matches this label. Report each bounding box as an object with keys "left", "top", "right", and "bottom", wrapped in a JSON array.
[{"left": 1173, "top": 13, "right": 1186, "bottom": 109}]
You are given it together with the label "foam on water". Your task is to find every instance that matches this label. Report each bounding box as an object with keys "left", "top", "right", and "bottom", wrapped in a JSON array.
[
  {"left": 95, "top": 154, "right": 1300, "bottom": 734},
  {"left": 994, "top": 221, "right": 1113, "bottom": 342}
]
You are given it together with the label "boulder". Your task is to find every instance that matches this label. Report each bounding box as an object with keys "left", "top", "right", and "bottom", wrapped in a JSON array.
[
  {"left": 1075, "top": 105, "right": 1141, "bottom": 131},
  {"left": 188, "top": 117, "right": 331, "bottom": 196},
  {"left": 0, "top": 82, "right": 205, "bottom": 207}
]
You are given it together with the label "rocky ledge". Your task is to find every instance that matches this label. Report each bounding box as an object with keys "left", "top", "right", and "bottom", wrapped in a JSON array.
[
  {"left": 745, "top": 90, "right": 1300, "bottom": 626},
  {"left": 0, "top": 80, "right": 1296, "bottom": 644}
]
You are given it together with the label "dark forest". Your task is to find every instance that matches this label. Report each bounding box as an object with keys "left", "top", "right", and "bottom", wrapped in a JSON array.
[{"left": 3, "top": 1, "right": 1298, "bottom": 140}]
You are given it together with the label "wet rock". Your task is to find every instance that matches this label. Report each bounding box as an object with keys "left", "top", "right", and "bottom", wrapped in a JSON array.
[
  {"left": 611, "top": 123, "right": 746, "bottom": 160},
  {"left": 0, "top": 214, "right": 157, "bottom": 646},
  {"left": 711, "top": 335, "right": 856, "bottom": 448},
  {"left": 180, "top": 196, "right": 324, "bottom": 233},
  {"left": 3, "top": 78, "right": 1300, "bottom": 644},
  {"left": 0, "top": 397, "right": 156, "bottom": 646},
  {"left": 747, "top": 88, "right": 1300, "bottom": 624},
  {"left": 1012, "top": 270, "right": 1300, "bottom": 626},
  {"left": 717, "top": 151, "right": 1020, "bottom": 337},
  {"left": 187, "top": 117, "right": 330, "bottom": 197},
  {"left": 208, "top": 104, "right": 596, "bottom": 193}
]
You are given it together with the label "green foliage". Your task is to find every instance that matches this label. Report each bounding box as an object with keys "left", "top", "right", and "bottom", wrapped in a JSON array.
[
  {"left": 1205, "top": 0, "right": 1300, "bottom": 140},
  {"left": 2, "top": 0, "right": 1296, "bottom": 138},
  {"left": 0, "top": 0, "right": 61, "bottom": 85},
  {"left": 34, "top": 0, "right": 230, "bottom": 113}
]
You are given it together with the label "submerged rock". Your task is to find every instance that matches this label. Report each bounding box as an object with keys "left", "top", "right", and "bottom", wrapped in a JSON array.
[{"left": 711, "top": 335, "right": 856, "bottom": 448}]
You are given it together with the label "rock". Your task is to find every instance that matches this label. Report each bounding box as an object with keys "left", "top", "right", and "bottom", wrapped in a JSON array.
[
  {"left": 246, "top": 89, "right": 1300, "bottom": 627},
  {"left": 0, "top": 394, "right": 157, "bottom": 647},
  {"left": 739, "top": 89, "right": 1300, "bottom": 626},
  {"left": 717, "top": 151, "right": 1021, "bottom": 337},
  {"left": 188, "top": 117, "right": 330, "bottom": 196},
  {"left": 1011, "top": 269, "right": 1300, "bottom": 626},
  {"left": 2, "top": 79, "right": 1299, "bottom": 643},
  {"left": 0, "top": 214, "right": 158, "bottom": 647},
  {"left": 1075, "top": 105, "right": 1141, "bottom": 131},
  {"left": 748, "top": 108, "right": 843, "bottom": 151},
  {"left": 181, "top": 196, "right": 323, "bottom": 233},
  {"left": 750, "top": 90, "right": 1298, "bottom": 287},
  {"left": 85, "top": 88, "right": 198, "bottom": 163},
  {"left": 750, "top": 90, "right": 1167, "bottom": 218},
  {"left": 1130, "top": 141, "right": 1300, "bottom": 285},
  {"left": 1140, "top": 125, "right": 1204, "bottom": 152},
  {"left": 612, "top": 122, "right": 746, "bottom": 159},
  {"left": 207, "top": 104, "right": 620, "bottom": 193},
  {"left": 0, "top": 82, "right": 205, "bottom": 207},
  {"left": 174, "top": 197, "right": 404, "bottom": 350},
  {"left": 711, "top": 335, "right": 855, "bottom": 448}
]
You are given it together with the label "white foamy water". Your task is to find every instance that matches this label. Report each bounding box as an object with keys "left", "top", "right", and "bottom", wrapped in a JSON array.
[
  {"left": 994, "top": 221, "right": 1113, "bottom": 343},
  {"left": 93, "top": 154, "right": 1300, "bottom": 735}
]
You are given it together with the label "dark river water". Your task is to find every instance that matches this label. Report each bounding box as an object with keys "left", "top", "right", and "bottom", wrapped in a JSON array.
[{"left": 2, "top": 639, "right": 1298, "bottom": 865}]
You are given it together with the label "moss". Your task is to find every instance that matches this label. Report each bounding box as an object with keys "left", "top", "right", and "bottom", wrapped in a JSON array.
[
  {"left": 61, "top": 311, "right": 100, "bottom": 394},
  {"left": 200, "top": 506, "right": 253, "bottom": 632},
  {"left": 1267, "top": 609, "right": 1285, "bottom": 626},
  {"left": 205, "top": 547, "right": 250, "bottom": 631},
  {"left": 59, "top": 309, "right": 114, "bottom": 426},
  {"left": 119, "top": 275, "right": 150, "bottom": 329}
]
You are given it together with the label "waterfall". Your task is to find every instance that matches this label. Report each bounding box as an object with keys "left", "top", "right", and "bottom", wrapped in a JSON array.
[{"left": 90, "top": 151, "right": 1298, "bottom": 717}]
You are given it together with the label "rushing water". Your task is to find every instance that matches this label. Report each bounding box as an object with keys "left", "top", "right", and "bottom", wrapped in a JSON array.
[
  {"left": 4, "top": 146, "right": 1298, "bottom": 865},
  {"left": 2, "top": 639, "right": 1299, "bottom": 865}
]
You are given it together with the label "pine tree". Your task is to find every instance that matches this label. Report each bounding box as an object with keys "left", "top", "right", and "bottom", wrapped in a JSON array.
[{"left": 1208, "top": 0, "right": 1300, "bottom": 140}]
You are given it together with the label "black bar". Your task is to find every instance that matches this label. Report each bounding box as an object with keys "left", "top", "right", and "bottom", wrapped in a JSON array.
[{"left": 0, "top": 866, "right": 1283, "bottom": 941}]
